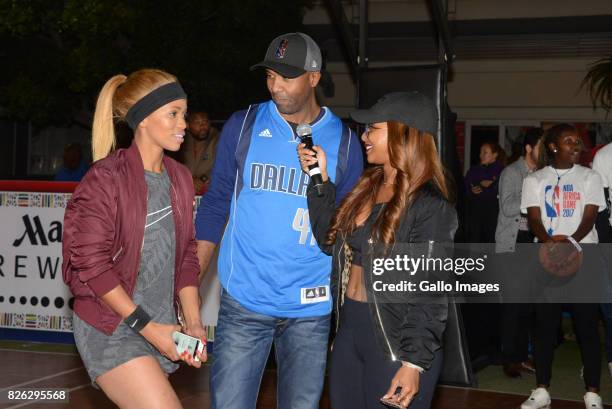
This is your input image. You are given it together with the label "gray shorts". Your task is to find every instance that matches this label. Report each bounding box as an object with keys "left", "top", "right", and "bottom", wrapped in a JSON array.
[{"left": 73, "top": 314, "right": 179, "bottom": 385}]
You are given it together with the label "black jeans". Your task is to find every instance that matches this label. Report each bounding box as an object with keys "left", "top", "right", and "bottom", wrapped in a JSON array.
[
  {"left": 501, "top": 303, "right": 532, "bottom": 364},
  {"left": 500, "top": 230, "right": 535, "bottom": 364},
  {"left": 533, "top": 303, "right": 601, "bottom": 389},
  {"left": 329, "top": 298, "right": 443, "bottom": 409},
  {"left": 466, "top": 198, "right": 498, "bottom": 243}
]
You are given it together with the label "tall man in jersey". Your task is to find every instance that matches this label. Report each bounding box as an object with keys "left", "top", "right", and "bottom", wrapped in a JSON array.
[{"left": 195, "top": 32, "right": 363, "bottom": 408}]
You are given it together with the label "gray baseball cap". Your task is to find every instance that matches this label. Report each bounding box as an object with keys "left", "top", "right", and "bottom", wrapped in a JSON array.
[
  {"left": 250, "top": 32, "right": 322, "bottom": 79},
  {"left": 350, "top": 91, "right": 438, "bottom": 135}
]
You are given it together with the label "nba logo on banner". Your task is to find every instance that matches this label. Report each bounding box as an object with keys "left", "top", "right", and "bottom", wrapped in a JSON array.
[{"left": 275, "top": 39, "right": 289, "bottom": 59}]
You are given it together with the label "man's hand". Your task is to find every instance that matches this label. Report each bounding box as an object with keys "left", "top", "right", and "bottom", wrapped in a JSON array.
[
  {"left": 183, "top": 323, "right": 208, "bottom": 366},
  {"left": 196, "top": 240, "right": 217, "bottom": 283}
]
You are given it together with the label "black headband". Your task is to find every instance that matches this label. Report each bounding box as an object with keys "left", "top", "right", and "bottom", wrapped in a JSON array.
[{"left": 125, "top": 82, "right": 187, "bottom": 130}]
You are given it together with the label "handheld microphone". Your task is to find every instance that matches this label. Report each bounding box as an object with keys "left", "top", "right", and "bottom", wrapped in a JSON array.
[{"left": 296, "top": 124, "right": 324, "bottom": 197}]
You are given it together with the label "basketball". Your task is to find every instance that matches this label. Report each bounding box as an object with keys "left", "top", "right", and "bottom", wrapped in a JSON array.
[{"left": 538, "top": 235, "right": 583, "bottom": 277}]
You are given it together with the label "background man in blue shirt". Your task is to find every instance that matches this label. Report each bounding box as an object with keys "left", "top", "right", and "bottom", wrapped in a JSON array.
[{"left": 54, "top": 143, "right": 88, "bottom": 182}]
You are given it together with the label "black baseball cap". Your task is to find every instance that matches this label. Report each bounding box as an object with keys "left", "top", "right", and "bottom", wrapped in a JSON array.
[
  {"left": 350, "top": 91, "right": 438, "bottom": 135},
  {"left": 250, "top": 32, "right": 322, "bottom": 79}
]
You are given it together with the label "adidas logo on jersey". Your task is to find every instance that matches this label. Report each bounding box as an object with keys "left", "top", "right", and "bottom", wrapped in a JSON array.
[{"left": 258, "top": 128, "right": 272, "bottom": 137}]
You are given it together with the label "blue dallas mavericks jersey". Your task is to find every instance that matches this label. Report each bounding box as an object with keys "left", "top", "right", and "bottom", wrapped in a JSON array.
[{"left": 195, "top": 101, "right": 363, "bottom": 317}]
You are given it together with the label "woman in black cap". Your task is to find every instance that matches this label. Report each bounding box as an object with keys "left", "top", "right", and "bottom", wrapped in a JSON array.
[
  {"left": 62, "top": 69, "right": 206, "bottom": 408},
  {"left": 298, "top": 91, "right": 457, "bottom": 408}
]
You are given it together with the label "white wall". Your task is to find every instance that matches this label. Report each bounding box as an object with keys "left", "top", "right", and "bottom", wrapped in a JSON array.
[
  {"left": 307, "top": 1, "right": 612, "bottom": 122},
  {"left": 319, "top": 57, "right": 609, "bottom": 122},
  {"left": 447, "top": 58, "right": 610, "bottom": 122}
]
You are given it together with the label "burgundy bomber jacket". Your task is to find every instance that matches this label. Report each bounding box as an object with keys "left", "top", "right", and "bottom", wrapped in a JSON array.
[{"left": 62, "top": 142, "right": 200, "bottom": 335}]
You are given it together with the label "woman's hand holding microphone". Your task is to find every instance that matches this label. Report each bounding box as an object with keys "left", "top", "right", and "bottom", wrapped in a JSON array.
[{"left": 297, "top": 143, "right": 328, "bottom": 182}]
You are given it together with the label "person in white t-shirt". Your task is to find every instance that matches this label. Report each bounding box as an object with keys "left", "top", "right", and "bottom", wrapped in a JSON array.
[
  {"left": 519, "top": 123, "right": 605, "bottom": 409},
  {"left": 591, "top": 143, "right": 612, "bottom": 378},
  {"left": 592, "top": 143, "right": 612, "bottom": 231}
]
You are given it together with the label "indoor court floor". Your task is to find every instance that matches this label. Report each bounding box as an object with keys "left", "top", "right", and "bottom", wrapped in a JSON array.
[{"left": 0, "top": 348, "right": 609, "bottom": 409}]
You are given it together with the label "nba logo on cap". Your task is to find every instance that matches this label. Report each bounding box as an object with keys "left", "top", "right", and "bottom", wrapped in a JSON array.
[
  {"left": 250, "top": 32, "right": 322, "bottom": 79},
  {"left": 275, "top": 39, "right": 289, "bottom": 59}
]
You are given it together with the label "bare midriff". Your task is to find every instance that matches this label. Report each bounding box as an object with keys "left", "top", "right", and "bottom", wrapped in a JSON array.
[
  {"left": 346, "top": 264, "right": 367, "bottom": 301},
  {"left": 345, "top": 183, "right": 393, "bottom": 303}
]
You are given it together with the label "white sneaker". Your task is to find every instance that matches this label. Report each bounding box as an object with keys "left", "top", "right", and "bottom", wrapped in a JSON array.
[
  {"left": 584, "top": 392, "right": 603, "bottom": 409},
  {"left": 521, "top": 388, "right": 551, "bottom": 409}
]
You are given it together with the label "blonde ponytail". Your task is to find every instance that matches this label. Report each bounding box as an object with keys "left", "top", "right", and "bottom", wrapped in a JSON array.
[
  {"left": 91, "top": 69, "right": 178, "bottom": 162},
  {"left": 92, "top": 74, "right": 126, "bottom": 162}
]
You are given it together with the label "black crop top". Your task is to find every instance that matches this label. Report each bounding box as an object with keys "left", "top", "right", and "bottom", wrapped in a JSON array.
[{"left": 347, "top": 202, "right": 385, "bottom": 267}]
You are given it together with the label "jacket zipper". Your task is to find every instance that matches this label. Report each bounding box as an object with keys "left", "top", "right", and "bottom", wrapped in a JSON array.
[
  {"left": 169, "top": 178, "right": 182, "bottom": 308},
  {"left": 132, "top": 184, "right": 147, "bottom": 295},
  {"left": 334, "top": 239, "right": 344, "bottom": 333},
  {"left": 170, "top": 182, "right": 182, "bottom": 219},
  {"left": 368, "top": 237, "right": 397, "bottom": 361},
  {"left": 141, "top": 182, "right": 148, "bottom": 253},
  {"left": 112, "top": 246, "right": 123, "bottom": 262},
  {"left": 140, "top": 213, "right": 146, "bottom": 253}
]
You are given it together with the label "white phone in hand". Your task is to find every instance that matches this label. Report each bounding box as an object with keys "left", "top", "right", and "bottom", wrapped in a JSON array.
[
  {"left": 171, "top": 331, "right": 205, "bottom": 362},
  {"left": 379, "top": 397, "right": 404, "bottom": 408}
]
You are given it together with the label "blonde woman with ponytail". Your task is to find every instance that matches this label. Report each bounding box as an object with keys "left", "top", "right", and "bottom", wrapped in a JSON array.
[{"left": 62, "top": 69, "right": 206, "bottom": 409}]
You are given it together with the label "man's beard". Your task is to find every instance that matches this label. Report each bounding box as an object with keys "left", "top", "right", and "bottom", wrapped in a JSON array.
[
  {"left": 272, "top": 94, "right": 303, "bottom": 115},
  {"left": 190, "top": 130, "right": 208, "bottom": 141}
]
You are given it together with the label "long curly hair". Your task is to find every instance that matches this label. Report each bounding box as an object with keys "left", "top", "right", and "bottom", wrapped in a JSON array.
[{"left": 326, "top": 121, "right": 450, "bottom": 246}]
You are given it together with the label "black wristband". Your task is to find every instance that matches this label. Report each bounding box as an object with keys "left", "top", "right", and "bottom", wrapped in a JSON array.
[{"left": 124, "top": 305, "right": 151, "bottom": 334}]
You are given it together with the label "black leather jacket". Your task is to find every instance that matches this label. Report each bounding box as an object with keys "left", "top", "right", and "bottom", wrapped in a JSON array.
[{"left": 307, "top": 181, "right": 458, "bottom": 370}]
